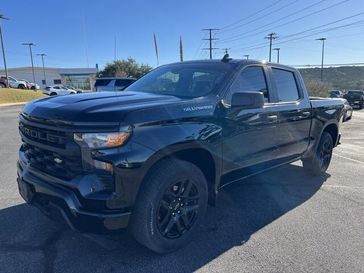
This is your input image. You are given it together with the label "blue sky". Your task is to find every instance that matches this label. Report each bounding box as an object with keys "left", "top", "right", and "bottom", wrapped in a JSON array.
[{"left": 1, "top": 0, "right": 364, "bottom": 69}]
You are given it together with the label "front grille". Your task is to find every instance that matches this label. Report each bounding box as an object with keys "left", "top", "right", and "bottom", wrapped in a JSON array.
[
  {"left": 19, "top": 122, "right": 67, "bottom": 148},
  {"left": 24, "top": 144, "right": 83, "bottom": 180}
]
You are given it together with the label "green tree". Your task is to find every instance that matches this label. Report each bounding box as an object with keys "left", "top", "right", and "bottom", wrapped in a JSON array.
[{"left": 99, "top": 58, "right": 152, "bottom": 78}]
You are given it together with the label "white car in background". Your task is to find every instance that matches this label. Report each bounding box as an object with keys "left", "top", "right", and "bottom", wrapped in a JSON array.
[
  {"left": 20, "top": 79, "right": 40, "bottom": 90},
  {"left": 43, "top": 85, "right": 78, "bottom": 96},
  {"left": 0, "top": 75, "right": 28, "bottom": 89}
]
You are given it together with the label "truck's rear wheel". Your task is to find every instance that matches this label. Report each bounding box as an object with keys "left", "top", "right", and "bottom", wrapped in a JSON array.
[
  {"left": 130, "top": 159, "right": 208, "bottom": 253},
  {"left": 302, "top": 132, "right": 333, "bottom": 175}
]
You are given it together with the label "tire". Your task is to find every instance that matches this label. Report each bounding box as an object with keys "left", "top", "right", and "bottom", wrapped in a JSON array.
[
  {"left": 130, "top": 158, "right": 208, "bottom": 253},
  {"left": 50, "top": 92, "right": 57, "bottom": 96},
  {"left": 359, "top": 102, "right": 364, "bottom": 109},
  {"left": 18, "top": 84, "right": 25, "bottom": 89},
  {"left": 302, "top": 131, "right": 333, "bottom": 176}
]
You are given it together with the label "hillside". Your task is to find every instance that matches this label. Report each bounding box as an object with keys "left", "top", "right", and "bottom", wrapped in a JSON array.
[{"left": 299, "top": 66, "right": 364, "bottom": 91}]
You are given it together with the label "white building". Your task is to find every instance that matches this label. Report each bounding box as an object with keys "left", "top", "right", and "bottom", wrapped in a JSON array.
[{"left": 0, "top": 67, "right": 97, "bottom": 90}]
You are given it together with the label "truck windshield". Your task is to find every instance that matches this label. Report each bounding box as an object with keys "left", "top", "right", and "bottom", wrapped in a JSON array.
[{"left": 126, "top": 63, "right": 234, "bottom": 98}]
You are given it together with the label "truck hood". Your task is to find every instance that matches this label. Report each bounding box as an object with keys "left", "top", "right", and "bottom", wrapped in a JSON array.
[{"left": 22, "top": 91, "right": 216, "bottom": 126}]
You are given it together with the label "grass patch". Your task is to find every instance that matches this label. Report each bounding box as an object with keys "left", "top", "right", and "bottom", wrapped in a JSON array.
[{"left": 0, "top": 88, "right": 46, "bottom": 104}]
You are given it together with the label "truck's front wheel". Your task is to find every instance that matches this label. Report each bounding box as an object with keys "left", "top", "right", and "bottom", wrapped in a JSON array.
[
  {"left": 130, "top": 159, "right": 208, "bottom": 253},
  {"left": 302, "top": 132, "right": 333, "bottom": 175}
]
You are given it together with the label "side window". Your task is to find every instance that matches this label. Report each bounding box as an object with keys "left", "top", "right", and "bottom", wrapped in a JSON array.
[
  {"left": 272, "top": 68, "right": 300, "bottom": 102},
  {"left": 229, "top": 66, "right": 269, "bottom": 102}
]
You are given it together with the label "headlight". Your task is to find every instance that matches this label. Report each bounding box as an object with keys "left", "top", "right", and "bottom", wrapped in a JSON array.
[{"left": 74, "top": 127, "right": 131, "bottom": 149}]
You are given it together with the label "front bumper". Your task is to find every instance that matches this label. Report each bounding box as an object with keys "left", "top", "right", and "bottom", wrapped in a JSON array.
[{"left": 17, "top": 159, "right": 131, "bottom": 233}]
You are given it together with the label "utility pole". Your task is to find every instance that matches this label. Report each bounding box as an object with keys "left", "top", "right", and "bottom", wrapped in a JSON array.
[
  {"left": 243, "top": 54, "right": 249, "bottom": 60},
  {"left": 37, "top": 53, "right": 46, "bottom": 86},
  {"left": 22, "top": 43, "right": 36, "bottom": 84},
  {"left": 265, "top": 33, "right": 278, "bottom": 62},
  {"left": 179, "top": 36, "right": 183, "bottom": 62},
  {"left": 114, "top": 36, "right": 117, "bottom": 61},
  {"left": 202, "top": 28, "right": 219, "bottom": 59},
  {"left": 153, "top": 32, "right": 159, "bottom": 66},
  {"left": 0, "top": 15, "right": 9, "bottom": 87},
  {"left": 316, "top": 37, "right": 326, "bottom": 81},
  {"left": 273, "top": 48, "right": 280, "bottom": 63}
]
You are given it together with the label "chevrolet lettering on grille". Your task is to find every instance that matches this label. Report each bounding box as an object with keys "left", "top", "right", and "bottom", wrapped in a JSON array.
[{"left": 19, "top": 123, "right": 65, "bottom": 145}]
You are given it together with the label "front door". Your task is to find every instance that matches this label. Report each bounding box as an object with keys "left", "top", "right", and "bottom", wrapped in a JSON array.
[{"left": 221, "top": 65, "right": 280, "bottom": 175}]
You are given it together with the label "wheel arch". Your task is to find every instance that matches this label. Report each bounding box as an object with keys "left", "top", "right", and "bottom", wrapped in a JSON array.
[
  {"left": 323, "top": 123, "right": 339, "bottom": 146},
  {"left": 136, "top": 143, "right": 220, "bottom": 206}
]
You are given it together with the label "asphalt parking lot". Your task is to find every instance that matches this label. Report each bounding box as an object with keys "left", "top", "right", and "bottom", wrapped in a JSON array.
[{"left": 0, "top": 105, "right": 363, "bottom": 273}]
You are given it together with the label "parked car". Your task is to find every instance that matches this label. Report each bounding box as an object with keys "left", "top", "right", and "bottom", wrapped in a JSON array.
[
  {"left": 343, "top": 99, "right": 353, "bottom": 121},
  {"left": 20, "top": 79, "right": 40, "bottom": 90},
  {"left": 0, "top": 76, "right": 7, "bottom": 88},
  {"left": 43, "top": 85, "right": 77, "bottom": 96},
  {"left": 17, "top": 59, "right": 347, "bottom": 253},
  {"left": 94, "top": 77, "right": 136, "bottom": 91},
  {"left": 343, "top": 90, "right": 364, "bottom": 109},
  {"left": 65, "top": 86, "right": 83, "bottom": 94},
  {"left": 0, "top": 75, "right": 28, "bottom": 89},
  {"left": 329, "top": 90, "right": 343, "bottom": 98}
]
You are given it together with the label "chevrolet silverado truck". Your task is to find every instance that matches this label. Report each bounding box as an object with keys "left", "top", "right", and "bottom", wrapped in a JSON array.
[{"left": 17, "top": 59, "right": 348, "bottom": 253}]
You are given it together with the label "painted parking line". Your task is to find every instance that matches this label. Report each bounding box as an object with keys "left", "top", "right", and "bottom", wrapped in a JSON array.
[{"left": 333, "top": 153, "right": 364, "bottom": 165}]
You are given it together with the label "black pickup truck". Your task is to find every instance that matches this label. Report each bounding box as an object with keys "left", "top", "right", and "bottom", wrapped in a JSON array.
[{"left": 17, "top": 59, "right": 348, "bottom": 253}]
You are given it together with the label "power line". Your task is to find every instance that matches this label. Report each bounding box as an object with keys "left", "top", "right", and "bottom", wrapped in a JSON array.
[
  {"left": 231, "top": 14, "right": 364, "bottom": 52},
  {"left": 220, "top": 0, "right": 284, "bottom": 31},
  {"left": 219, "top": 0, "right": 348, "bottom": 44},
  {"left": 220, "top": 0, "right": 300, "bottom": 34},
  {"left": 202, "top": 28, "right": 219, "bottom": 59}
]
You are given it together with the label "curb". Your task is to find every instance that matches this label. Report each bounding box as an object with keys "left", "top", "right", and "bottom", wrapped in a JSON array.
[{"left": 0, "top": 102, "right": 27, "bottom": 108}]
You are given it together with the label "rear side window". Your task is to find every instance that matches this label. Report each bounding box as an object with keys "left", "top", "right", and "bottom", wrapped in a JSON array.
[
  {"left": 115, "top": 79, "right": 133, "bottom": 87},
  {"left": 95, "top": 79, "right": 112, "bottom": 87},
  {"left": 229, "top": 66, "right": 269, "bottom": 102},
  {"left": 272, "top": 68, "right": 300, "bottom": 102}
]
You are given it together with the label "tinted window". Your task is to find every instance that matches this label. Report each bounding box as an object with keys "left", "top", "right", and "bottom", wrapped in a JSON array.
[
  {"left": 115, "top": 79, "right": 134, "bottom": 87},
  {"left": 54, "top": 79, "right": 62, "bottom": 84},
  {"left": 229, "top": 66, "right": 269, "bottom": 102},
  {"left": 348, "top": 91, "right": 363, "bottom": 95},
  {"left": 126, "top": 63, "right": 233, "bottom": 98},
  {"left": 272, "top": 68, "right": 300, "bottom": 102},
  {"left": 95, "top": 79, "right": 112, "bottom": 87}
]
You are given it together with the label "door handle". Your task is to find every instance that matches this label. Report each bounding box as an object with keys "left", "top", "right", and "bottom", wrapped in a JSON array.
[
  {"left": 302, "top": 111, "right": 311, "bottom": 117},
  {"left": 267, "top": 115, "right": 278, "bottom": 123}
]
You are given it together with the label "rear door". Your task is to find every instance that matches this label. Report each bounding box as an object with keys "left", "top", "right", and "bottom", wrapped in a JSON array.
[{"left": 268, "top": 66, "right": 312, "bottom": 159}]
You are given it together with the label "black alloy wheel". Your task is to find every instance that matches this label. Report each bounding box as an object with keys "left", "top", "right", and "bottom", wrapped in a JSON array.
[
  {"left": 157, "top": 179, "right": 199, "bottom": 239},
  {"left": 317, "top": 134, "right": 333, "bottom": 172},
  {"left": 130, "top": 158, "right": 208, "bottom": 253}
]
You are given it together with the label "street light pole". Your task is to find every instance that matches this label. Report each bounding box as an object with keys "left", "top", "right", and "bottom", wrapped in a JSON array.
[
  {"left": 22, "top": 43, "right": 36, "bottom": 84},
  {"left": 37, "top": 53, "right": 46, "bottom": 86},
  {"left": 0, "top": 15, "right": 9, "bottom": 88},
  {"left": 316, "top": 38, "right": 326, "bottom": 81},
  {"left": 273, "top": 48, "right": 280, "bottom": 63}
]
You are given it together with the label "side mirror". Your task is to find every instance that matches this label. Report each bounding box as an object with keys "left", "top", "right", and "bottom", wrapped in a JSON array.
[{"left": 231, "top": 91, "right": 264, "bottom": 109}]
